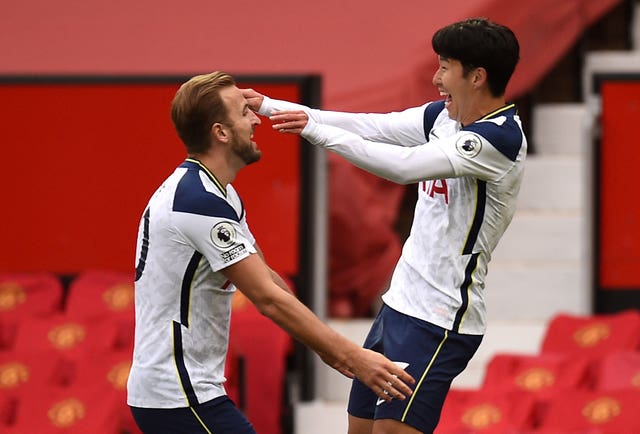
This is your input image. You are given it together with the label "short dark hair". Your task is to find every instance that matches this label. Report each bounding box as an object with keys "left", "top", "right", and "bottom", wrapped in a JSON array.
[
  {"left": 432, "top": 18, "right": 519, "bottom": 97},
  {"left": 170, "top": 71, "right": 236, "bottom": 154}
]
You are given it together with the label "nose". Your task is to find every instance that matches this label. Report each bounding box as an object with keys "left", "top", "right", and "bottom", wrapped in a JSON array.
[
  {"left": 250, "top": 110, "right": 261, "bottom": 125},
  {"left": 432, "top": 69, "right": 440, "bottom": 86}
]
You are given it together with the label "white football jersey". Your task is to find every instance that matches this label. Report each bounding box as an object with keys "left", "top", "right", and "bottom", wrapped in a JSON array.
[
  {"left": 260, "top": 97, "right": 527, "bottom": 335},
  {"left": 127, "top": 158, "right": 256, "bottom": 408}
]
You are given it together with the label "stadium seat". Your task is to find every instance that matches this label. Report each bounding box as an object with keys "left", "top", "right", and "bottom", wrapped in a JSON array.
[
  {"left": 228, "top": 293, "right": 291, "bottom": 434},
  {"left": 72, "top": 348, "right": 141, "bottom": 434},
  {"left": 0, "top": 272, "right": 64, "bottom": 349},
  {"left": 592, "top": 350, "right": 640, "bottom": 391},
  {"left": 9, "top": 380, "right": 122, "bottom": 433},
  {"left": 10, "top": 313, "right": 119, "bottom": 363},
  {"left": 0, "top": 350, "right": 69, "bottom": 429},
  {"left": 434, "top": 388, "right": 537, "bottom": 434},
  {"left": 481, "top": 352, "right": 592, "bottom": 399},
  {"left": 540, "top": 310, "right": 640, "bottom": 358},
  {"left": 536, "top": 389, "right": 640, "bottom": 434},
  {"left": 64, "top": 270, "right": 135, "bottom": 350}
]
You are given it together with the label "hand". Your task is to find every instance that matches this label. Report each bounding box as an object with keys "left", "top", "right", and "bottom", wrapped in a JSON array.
[
  {"left": 270, "top": 110, "right": 309, "bottom": 134},
  {"left": 328, "top": 348, "right": 415, "bottom": 403},
  {"left": 240, "top": 88, "right": 264, "bottom": 111}
]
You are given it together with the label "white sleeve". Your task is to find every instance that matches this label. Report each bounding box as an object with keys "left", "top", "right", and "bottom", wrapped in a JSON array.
[
  {"left": 301, "top": 119, "right": 518, "bottom": 184},
  {"left": 173, "top": 213, "right": 257, "bottom": 272},
  {"left": 301, "top": 119, "right": 455, "bottom": 185},
  {"left": 434, "top": 131, "right": 518, "bottom": 181},
  {"left": 259, "top": 96, "right": 428, "bottom": 147}
]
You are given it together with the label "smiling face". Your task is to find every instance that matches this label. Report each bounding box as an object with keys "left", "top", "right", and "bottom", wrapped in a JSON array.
[
  {"left": 219, "top": 85, "right": 262, "bottom": 165},
  {"left": 432, "top": 56, "right": 476, "bottom": 124}
]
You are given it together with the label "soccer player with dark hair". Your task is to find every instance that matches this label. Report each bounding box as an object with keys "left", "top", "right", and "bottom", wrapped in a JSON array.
[{"left": 244, "top": 17, "right": 526, "bottom": 434}]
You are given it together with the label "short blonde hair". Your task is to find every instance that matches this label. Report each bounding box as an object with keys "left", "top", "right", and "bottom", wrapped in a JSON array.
[{"left": 170, "top": 71, "right": 236, "bottom": 154}]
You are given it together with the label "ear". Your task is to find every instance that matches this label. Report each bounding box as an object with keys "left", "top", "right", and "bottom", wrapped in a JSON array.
[
  {"left": 472, "top": 67, "right": 487, "bottom": 88},
  {"left": 211, "top": 122, "right": 230, "bottom": 143}
]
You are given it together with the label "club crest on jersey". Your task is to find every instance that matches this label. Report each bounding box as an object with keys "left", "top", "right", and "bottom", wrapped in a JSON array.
[
  {"left": 211, "top": 222, "right": 236, "bottom": 249},
  {"left": 455, "top": 133, "right": 482, "bottom": 158}
]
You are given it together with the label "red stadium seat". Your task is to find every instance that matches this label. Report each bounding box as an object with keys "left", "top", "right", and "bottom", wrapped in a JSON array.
[
  {"left": 71, "top": 348, "right": 141, "bottom": 434},
  {"left": 0, "top": 350, "right": 69, "bottom": 429},
  {"left": 592, "top": 350, "right": 640, "bottom": 392},
  {"left": 228, "top": 292, "right": 291, "bottom": 434},
  {"left": 64, "top": 270, "right": 135, "bottom": 350},
  {"left": 536, "top": 389, "right": 640, "bottom": 434},
  {"left": 434, "top": 388, "right": 537, "bottom": 434},
  {"left": 0, "top": 272, "right": 64, "bottom": 348},
  {"left": 9, "top": 381, "right": 122, "bottom": 433},
  {"left": 481, "top": 352, "right": 591, "bottom": 399},
  {"left": 540, "top": 310, "right": 640, "bottom": 357},
  {"left": 11, "top": 313, "right": 119, "bottom": 362}
]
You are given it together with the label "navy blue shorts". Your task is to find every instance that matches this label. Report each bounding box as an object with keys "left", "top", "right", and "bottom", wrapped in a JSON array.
[
  {"left": 130, "top": 395, "right": 255, "bottom": 434},
  {"left": 348, "top": 304, "right": 483, "bottom": 434}
]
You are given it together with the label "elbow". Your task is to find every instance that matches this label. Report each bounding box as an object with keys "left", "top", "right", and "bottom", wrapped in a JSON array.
[
  {"left": 385, "top": 173, "right": 419, "bottom": 185},
  {"left": 252, "top": 295, "right": 276, "bottom": 317}
]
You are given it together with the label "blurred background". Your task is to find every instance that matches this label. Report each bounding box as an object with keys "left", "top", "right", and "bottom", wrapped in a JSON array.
[{"left": 2, "top": 0, "right": 640, "bottom": 433}]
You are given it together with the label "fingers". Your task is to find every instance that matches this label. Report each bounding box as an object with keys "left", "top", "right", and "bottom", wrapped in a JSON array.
[
  {"left": 375, "top": 378, "right": 407, "bottom": 403},
  {"left": 270, "top": 110, "right": 308, "bottom": 134},
  {"left": 370, "top": 361, "right": 415, "bottom": 402}
]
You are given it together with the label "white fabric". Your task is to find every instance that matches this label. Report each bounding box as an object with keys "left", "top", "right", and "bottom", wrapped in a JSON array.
[
  {"left": 127, "top": 161, "right": 256, "bottom": 408},
  {"left": 260, "top": 97, "right": 526, "bottom": 334}
]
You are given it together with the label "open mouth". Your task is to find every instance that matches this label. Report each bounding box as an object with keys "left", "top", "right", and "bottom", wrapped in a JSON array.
[{"left": 440, "top": 91, "right": 452, "bottom": 107}]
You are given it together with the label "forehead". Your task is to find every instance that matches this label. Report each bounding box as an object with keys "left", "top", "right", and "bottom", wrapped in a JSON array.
[{"left": 219, "top": 85, "right": 245, "bottom": 110}]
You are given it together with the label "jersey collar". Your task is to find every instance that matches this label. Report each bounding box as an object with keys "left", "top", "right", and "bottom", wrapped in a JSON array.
[
  {"left": 480, "top": 103, "right": 516, "bottom": 120},
  {"left": 182, "top": 158, "right": 226, "bottom": 197}
]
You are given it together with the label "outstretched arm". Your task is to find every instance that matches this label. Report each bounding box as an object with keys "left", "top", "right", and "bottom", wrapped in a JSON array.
[
  {"left": 241, "top": 88, "right": 427, "bottom": 147},
  {"left": 223, "top": 253, "right": 415, "bottom": 402},
  {"left": 270, "top": 110, "right": 456, "bottom": 184}
]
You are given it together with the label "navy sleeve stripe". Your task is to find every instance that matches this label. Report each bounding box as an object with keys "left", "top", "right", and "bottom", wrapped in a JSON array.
[
  {"left": 423, "top": 100, "right": 446, "bottom": 141},
  {"left": 173, "top": 169, "right": 240, "bottom": 221},
  {"left": 464, "top": 118, "right": 522, "bottom": 162}
]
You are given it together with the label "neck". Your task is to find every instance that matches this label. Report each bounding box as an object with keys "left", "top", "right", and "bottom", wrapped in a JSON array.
[
  {"left": 461, "top": 96, "right": 507, "bottom": 126},
  {"left": 187, "top": 153, "right": 237, "bottom": 187}
]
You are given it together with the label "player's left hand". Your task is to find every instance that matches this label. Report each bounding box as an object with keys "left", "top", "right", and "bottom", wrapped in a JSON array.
[
  {"left": 344, "top": 348, "right": 415, "bottom": 402},
  {"left": 270, "top": 110, "right": 308, "bottom": 134}
]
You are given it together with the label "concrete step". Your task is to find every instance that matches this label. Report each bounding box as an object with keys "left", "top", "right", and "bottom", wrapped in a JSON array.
[
  {"left": 484, "top": 263, "right": 590, "bottom": 321},
  {"left": 491, "top": 211, "right": 585, "bottom": 263},
  {"left": 295, "top": 400, "right": 348, "bottom": 434},
  {"left": 517, "top": 154, "right": 585, "bottom": 211},
  {"left": 532, "top": 103, "right": 589, "bottom": 156}
]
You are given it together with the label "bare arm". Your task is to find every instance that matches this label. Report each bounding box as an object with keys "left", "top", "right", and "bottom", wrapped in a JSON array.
[
  {"left": 222, "top": 253, "right": 414, "bottom": 401},
  {"left": 254, "top": 242, "right": 293, "bottom": 295}
]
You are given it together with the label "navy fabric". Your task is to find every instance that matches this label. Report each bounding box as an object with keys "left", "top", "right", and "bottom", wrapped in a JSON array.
[
  {"left": 348, "top": 304, "right": 482, "bottom": 433},
  {"left": 130, "top": 395, "right": 255, "bottom": 434}
]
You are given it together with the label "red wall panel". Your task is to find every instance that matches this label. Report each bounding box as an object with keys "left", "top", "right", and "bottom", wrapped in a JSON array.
[
  {"left": 0, "top": 79, "right": 300, "bottom": 276},
  {"left": 599, "top": 81, "right": 640, "bottom": 288}
]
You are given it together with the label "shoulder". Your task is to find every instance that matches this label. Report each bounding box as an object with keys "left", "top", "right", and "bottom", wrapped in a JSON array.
[
  {"left": 465, "top": 111, "right": 524, "bottom": 162},
  {"left": 423, "top": 100, "right": 447, "bottom": 139},
  {"left": 173, "top": 166, "right": 240, "bottom": 222}
]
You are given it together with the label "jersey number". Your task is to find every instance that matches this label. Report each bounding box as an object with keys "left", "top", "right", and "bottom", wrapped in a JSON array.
[{"left": 135, "top": 208, "right": 151, "bottom": 282}]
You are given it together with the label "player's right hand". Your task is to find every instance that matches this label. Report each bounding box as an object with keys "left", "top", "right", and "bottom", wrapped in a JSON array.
[{"left": 240, "top": 88, "right": 264, "bottom": 112}]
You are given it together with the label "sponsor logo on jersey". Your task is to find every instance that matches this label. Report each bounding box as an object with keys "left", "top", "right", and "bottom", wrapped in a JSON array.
[
  {"left": 455, "top": 133, "right": 482, "bottom": 158},
  {"left": 221, "top": 244, "right": 246, "bottom": 263},
  {"left": 211, "top": 222, "right": 237, "bottom": 249}
]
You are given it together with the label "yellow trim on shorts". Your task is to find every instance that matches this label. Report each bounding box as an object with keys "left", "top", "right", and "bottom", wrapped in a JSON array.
[
  {"left": 190, "top": 407, "right": 214, "bottom": 434},
  {"left": 401, "top": 330, "right": 449, "bottom": 422}
]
